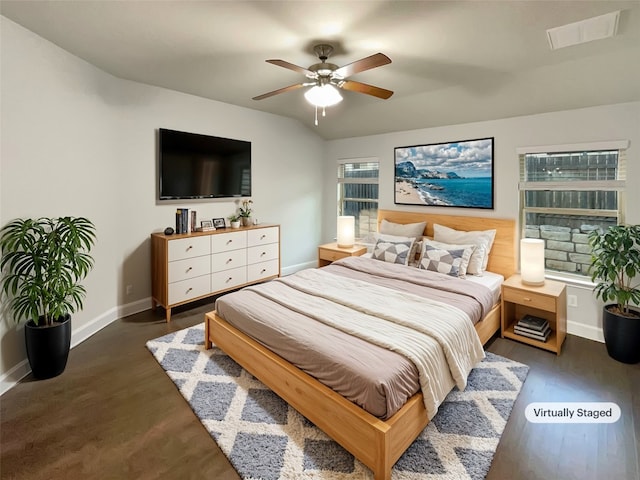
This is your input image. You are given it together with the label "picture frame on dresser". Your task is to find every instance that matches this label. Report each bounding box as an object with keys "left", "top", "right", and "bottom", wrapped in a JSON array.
[
  {"left": 212, "top": 218, "right": 226, "bottom": 229},
  {"left": 201, "top": 220, "right": 213, "bottom": 228}
]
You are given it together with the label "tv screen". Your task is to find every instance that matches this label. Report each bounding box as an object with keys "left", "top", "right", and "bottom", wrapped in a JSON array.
[{"left": 158, "top": 128, "right": 251, "bottom": 200}]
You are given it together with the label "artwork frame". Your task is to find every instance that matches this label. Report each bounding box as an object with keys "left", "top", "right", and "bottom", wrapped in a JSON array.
[
  {"left": 394, "top": 137, "right": 494, "bottom": 209},
  {"left": 212, "top": 218, "right": 226, "bottom": 229},
  {"left": 201, "top": 220, "right": 213, "bottom": 228}
]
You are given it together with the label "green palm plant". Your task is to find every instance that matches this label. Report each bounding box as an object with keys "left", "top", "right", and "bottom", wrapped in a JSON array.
[
  {"left": 0, "top": 217, "right": 96, "bottom": 326},
  {"left": 588, "top": 224, "right": 640, "bottom": 317}
]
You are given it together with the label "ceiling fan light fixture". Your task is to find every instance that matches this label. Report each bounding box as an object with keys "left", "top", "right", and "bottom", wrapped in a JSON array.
[{"left": 304, "top": 84, "right": 343, "bottom": 107}]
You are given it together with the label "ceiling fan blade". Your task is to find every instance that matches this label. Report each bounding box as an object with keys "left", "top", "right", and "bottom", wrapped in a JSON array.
[
  {"left": 266, "top": 59, "right": 314, "bottom": 76},
  {"left": 333, "top": 53, "right": 391, "bottom": 78},
  {"left": 252, "top": 83, "right": 305, "bottom": 100},
  {"left": 339, "top": 80, "right": 394, "bottom": 99}
]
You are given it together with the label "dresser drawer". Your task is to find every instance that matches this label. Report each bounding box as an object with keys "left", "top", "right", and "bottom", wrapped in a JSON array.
[
  {"left": 212, "top": 267, "right": 247, "bottom": 292},
  {"left": 168, "top": 275, "right": 211, "bottom": 305},
  {"left": 247, "top": 259, "right": 279, "bottom": 283},
  {"left": 248, "top": 227, "right": 279, "bottom": 247},
  {"left": 211, "top": 231, "right": 247, "bottom": 253},
  {"left": 247, "top": 243, "right": 279, "bottom": 265},
  {"left": 168, "top": 236, "right": 210, "bottom": 261},
  {"left": 503, "top": 287, "right": 557, "bottom": 312},
  {"left": 168, "top": 256, "right": 211, "bottom": 283},
  {"left": 212, "top": 249, "right": 247, "bottom": 273}
]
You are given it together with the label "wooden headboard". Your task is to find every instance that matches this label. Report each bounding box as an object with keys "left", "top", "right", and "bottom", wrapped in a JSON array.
[{"left": 377, "top": 209, "right": 516, "bottom": 279}]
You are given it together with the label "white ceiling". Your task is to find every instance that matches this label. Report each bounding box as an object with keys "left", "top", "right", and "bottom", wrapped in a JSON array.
[{"left": 2, "top": 1, "right": 639, "bottom": 140}]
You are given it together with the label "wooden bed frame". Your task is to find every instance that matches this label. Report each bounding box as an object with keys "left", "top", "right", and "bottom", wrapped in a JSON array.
[{"left": 205, "top": 210, "right": 515, "bottom": 480}]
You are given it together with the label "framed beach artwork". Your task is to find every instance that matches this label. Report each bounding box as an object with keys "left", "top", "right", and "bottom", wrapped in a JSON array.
[{"left": 394, "top": 137, "right": 494, "bottom": 209}]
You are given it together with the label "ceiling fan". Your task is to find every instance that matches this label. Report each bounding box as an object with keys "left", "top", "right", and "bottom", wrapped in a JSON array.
[{"left": 253, "top": 44, "right": 393, "bottom": 124}]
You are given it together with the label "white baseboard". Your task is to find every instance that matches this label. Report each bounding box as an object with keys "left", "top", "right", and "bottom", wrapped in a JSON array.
[
  {"left": 567, "top": 320, "right": 604, "bottom": 343},
  {"left": 0, "top": 359, "right": 31, "bottom": 397},
  {"left": 282, "top": 261, "right": 316, "bottom": 276},
  {"left": 1, "top": 297, "right": 151, "bottom": 397}
]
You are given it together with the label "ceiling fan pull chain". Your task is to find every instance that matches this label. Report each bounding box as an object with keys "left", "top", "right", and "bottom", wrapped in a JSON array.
[
  {"left": 322, "top": 106, "right": 326, "bottom": 117},
  {"left": 314, "top": 105, "right": 318, "bottom": 126}
]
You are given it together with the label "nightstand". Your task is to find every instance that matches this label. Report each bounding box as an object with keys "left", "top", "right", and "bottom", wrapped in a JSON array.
[
  {"left": 318, "top": 242, "right": 367, "bottom": 267},
  {"left": 501, "top": 274, "right": 567, "bottom": 355}
]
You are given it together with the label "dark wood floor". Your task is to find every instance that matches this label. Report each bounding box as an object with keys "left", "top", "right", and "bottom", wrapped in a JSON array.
[{"left": 1, "top": 301, "right": 639, "bottom": 480}]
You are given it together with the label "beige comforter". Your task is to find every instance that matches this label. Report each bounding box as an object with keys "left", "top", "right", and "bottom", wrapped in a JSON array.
[
  {"left": 215, "top": 256, "right": 495, "bottom": 419},
  {"left": 246, "top": 268, "right": 485, "bottom": 419}
]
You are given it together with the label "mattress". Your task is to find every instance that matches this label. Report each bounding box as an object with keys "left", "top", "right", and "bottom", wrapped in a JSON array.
[
  {"left": 466, "top": 270, "right": 504, "bottom": 304},
  {"left": 214, "top": 256, "right": 495, "bottom": 419}
]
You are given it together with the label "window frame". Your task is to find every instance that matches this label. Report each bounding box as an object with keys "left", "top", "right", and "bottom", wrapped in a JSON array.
[
  {"left": 337, "top": 157, "right": 379, "bottom": 241},
  {"left": 517, "top": 140, "right": 628, "bottom": 281}
]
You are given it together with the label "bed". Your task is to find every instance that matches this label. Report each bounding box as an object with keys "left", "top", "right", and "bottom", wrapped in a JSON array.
[{"left": 204, "top": 210, "right": 515, "bottom": 479}]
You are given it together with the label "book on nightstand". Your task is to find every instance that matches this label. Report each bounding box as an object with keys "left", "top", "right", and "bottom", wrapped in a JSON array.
[
  {"left": 514, "top": 314, "right": 551, "bottom": 342},
  {"left": 518, "top": 314, "right": 549, "bottom": 331},
  {"left": 514, "top": 324, "right": 551, "bottom": 342}
]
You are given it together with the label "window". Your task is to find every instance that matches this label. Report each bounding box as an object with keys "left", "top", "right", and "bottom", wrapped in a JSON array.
[
  {"left": 338, "top": 158, "right": 379, "bottom": 240},
  {"left": 518, "top": 141, "right": 628, "bottom": 278}
]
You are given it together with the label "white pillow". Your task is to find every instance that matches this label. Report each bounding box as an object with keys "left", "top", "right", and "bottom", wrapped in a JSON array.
[
  {"left": 380, "top": 219, "right": 426, "bottom": 239},
  {"left": 418, "top": 239, "right": 476, "bottom": 278},
  {"left": 433, "top": 224, "right": 497, "bottom": 275}
]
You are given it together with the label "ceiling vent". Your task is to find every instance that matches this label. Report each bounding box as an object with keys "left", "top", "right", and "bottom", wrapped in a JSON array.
[{"left": 547, "top": 10, "right": 620, "bottom": 50}]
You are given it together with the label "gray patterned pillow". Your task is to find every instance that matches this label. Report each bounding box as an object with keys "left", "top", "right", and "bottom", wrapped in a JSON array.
[
  {"left": 418, "top": 239, "right": 476, "bottom": 277},
  {"left": 372, "top": 237, "right": 415, "bottom": 266}
]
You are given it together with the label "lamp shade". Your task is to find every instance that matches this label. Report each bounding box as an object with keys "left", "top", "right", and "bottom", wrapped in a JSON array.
[
  {"left": 520, "top": 238, "right": 545, "bottom": 286},
  {"left": 337, "top": 216, "right": 355, "bottom": 248},
  {"left": 304, "top": 84, "right": 343, "bottom": 107}
]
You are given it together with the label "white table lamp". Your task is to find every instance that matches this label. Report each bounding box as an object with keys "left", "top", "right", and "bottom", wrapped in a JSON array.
[
  {"left": 520, "top": 238, "right": 545, "bottom": 286},
  {"left": 337, "top": 216, "right": 355, "bottom": 248}
]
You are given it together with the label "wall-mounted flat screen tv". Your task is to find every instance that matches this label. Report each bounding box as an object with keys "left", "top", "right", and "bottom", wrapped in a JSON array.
[{"left": 158, "top": 128, "right": 251, "bottom": 200}]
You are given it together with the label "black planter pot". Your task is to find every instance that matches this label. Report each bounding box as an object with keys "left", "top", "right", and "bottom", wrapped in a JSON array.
[
  {"left": 602, "top": 306, "right": 640, "bottom": 364},
  {"left": 25, "top": 314, "right": 72, "bottom": 379}
]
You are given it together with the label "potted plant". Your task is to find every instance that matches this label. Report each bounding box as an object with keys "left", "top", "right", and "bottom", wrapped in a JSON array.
[
  {"left": 588, "top": 224, "right": 640, "bottom": 364},
  {"left": 228, "top": 214, "right": 241, "bottom": 229},
  {"left": 239, "top": 199, "right": 253, "bottom": 227},
  {"left": 0, "top": 217, "right": 96, "bottom": 378}
]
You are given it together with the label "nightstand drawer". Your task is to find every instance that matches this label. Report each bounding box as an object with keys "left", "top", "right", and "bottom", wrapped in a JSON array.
[
  {"left": 503, "top": 288, "right": 556, "bottom": 312},
  {"left": 319, "top": 248, "right": 349, "bottom": 263}
]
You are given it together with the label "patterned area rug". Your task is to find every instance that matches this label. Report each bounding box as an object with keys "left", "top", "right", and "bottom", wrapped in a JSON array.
[{"left": 147, "top": 324, "right": 528, "bottom": 480}]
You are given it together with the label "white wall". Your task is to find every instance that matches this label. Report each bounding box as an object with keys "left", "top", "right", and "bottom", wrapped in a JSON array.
[
  {"left": 0, "top": 17, "right": 324, "bottom": 388},
  {"left": 324, "top": 101, "right": 640, "bottom": 342}
]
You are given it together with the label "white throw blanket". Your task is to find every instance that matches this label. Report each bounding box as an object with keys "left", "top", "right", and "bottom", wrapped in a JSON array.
[{"left": 246, "top": 268, "right": 485, "bottom": 419}]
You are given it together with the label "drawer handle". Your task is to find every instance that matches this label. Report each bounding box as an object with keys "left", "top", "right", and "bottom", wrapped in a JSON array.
[
  {"left": 261, "top": 269, "right": 266, "bottom": 274},
  {"left": 227, "top": 239, "right": 233, "bottom": 244},
  {"left": 186, "top": 245, "right": 193, "bottom": 251},
  {"left": 260, "top": 251, "right": 266, "bottom": 257},
  {"left": 260, "top": 235, "right": 266, "bottom": 240},
  {"left": 227, "top": 277, "right": 233, "bottom": 282},
  {"left": 186, "top": 267, "right": 192, "bottom": 272},
  {"left": 523, "top": 297, "right": 532, "bottom": 302},
  {"left": 186, "top": 287, "right": 193, "bottom": 293}
]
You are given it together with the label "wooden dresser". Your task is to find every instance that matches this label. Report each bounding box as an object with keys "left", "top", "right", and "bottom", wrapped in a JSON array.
[{"left": 151, "top": 224, "right": 280, "bottom": 321}]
